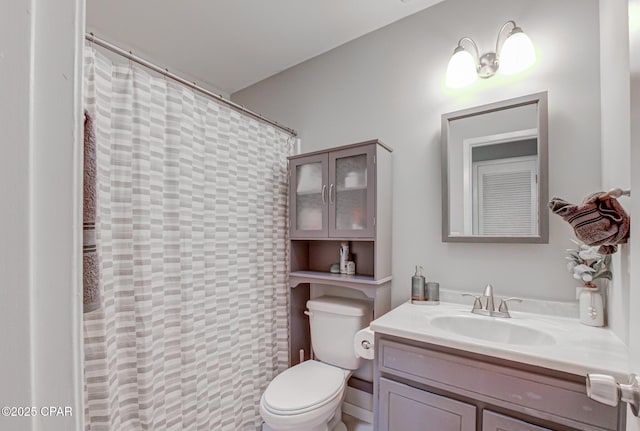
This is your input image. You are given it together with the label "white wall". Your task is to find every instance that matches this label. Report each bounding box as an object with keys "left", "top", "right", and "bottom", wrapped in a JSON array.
[
  {"left": 0, "top": 0, "right": 84, "bottom": 430},
  {"left": 599, "top": 0, "right": 632, "bottom": 347},
  {"left": 1, "top": 3, "right": 36, "bottom": 428},
  {"left": 233, "top": 0, "right": 602, "bottom": 307},
  {"left": 31, "top": 0, "right": 85, "bottom": 429},
  {"left": 627, "top": 0, "right": 640, "bottom": 427}
]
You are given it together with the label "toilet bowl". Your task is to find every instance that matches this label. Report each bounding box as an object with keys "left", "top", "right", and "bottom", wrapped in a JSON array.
[
  {"left": 260, "top": 360, "right": 350, "bottom": 431},
  {"left": 260, "top": 296, "right": 372, "bottom": 431}
]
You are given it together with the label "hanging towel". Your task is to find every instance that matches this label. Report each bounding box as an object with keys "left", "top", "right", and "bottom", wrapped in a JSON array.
[
  {"left": 83, "top": 111, "right": 101, "bottom": 312},
  {"left": 548, "top": 192, "right": 630, "bottom": 254}
]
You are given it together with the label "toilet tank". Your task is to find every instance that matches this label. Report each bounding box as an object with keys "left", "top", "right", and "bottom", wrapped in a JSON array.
[{"left": 306, "top": 296, "right": 372, "bottom": 370}]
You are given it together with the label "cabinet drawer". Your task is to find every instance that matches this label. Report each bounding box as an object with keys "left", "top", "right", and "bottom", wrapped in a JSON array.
[
  {"left": 379, "top": 378, "right": 476, "bottom": 431},
  {"left": 483, "top": 410, "right": 552, "bottom": 431},
  {"left": 378, "top": 339, "right": 620, "bottom": 430}
]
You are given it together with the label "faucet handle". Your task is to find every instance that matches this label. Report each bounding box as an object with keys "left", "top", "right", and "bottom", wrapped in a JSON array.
[
  {"left": 461, "top": 293, "right": 483, "bottom": 310},
  {"left": 498, "top": 297, "right": 523, "bottom": 314}
]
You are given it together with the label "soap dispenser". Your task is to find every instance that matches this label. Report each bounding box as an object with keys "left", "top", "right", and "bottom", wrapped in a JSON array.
[{"left": 411, "top": 265, "right": 427, "bottom": 304}]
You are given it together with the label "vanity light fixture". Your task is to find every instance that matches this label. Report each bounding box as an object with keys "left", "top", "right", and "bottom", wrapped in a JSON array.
[{"left": 445, "top": 20, "right": 536, "bottom": 88}]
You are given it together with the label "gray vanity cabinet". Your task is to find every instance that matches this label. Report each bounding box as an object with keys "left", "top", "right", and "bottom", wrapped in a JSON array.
[
  {"left": 379, "top": 378, "right": 476, "bottom": 431},
  {"left": 483, "top": 411, "right": 552, "bottom": 431},
  {"left": 374, "top": 335, "right": 626, "bottom": 431}
]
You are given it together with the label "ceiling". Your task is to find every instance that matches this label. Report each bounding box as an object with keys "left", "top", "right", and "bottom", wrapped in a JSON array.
[{"left": 87, "top": 0, "right": 444, "bottom": 95}]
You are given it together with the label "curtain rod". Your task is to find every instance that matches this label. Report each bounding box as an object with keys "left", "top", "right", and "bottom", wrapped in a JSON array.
[{"left": 85, "top": 33, "right": 298, "bottom": 137}]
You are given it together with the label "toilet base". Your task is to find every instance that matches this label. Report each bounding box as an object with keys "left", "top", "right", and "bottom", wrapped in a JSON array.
[
  {"left": 262, "top": 421, "right": 346, "bottom": 431},
  {"left": 333, "top": 422, "right": 347, "bottom": 431},
  {"left": 262, "top": 405, "right": 347, "bottom": 431}
]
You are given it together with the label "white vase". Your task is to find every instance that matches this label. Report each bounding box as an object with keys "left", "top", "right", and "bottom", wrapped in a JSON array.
[{"left": 577, "top": 287, "right": 604, "bottom": 327}]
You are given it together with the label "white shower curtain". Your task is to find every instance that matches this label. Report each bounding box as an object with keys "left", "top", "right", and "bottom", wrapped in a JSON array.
[{"left": 83, "top": 47, "right": 291, "bottom": 431}]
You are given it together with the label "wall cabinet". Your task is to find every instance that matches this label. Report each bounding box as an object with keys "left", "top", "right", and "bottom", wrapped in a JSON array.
[
  {"left": 374, "top": 335, "right": 626, "bottom": 431},
  {"left": 290, "top": 152, "right": 330, "bottom": 238},
  {"left": 287, "top": 140, "right": 393, "bottom": 366},
  {"left": 290, "top": 141, "right": 386, "bottom": 240}
]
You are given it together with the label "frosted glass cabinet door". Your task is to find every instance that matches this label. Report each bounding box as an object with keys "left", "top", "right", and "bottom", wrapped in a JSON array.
[
  {"left": 290, "top": 154, "right": 329, "bottom": 238},
  {"left": 328, "top": 145, "right": 376, "bottom": 238}
]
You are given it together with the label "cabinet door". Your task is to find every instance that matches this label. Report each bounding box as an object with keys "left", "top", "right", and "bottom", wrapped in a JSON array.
[
  {"left": 290, "top": 153, "right": 329, "bottom": 238},
  {"left": 379, "top": 378, "right": 476, "bottom": 431},
  {"left": 328, "top": 145, "right": 376, "bottom": 238},
  {"left": 483, "top": 411, "right": 552, "bottom": 431}
]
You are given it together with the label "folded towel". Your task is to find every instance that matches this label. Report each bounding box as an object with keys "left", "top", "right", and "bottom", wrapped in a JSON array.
[
  {"left": 548, "top": 192, "right": 630, "bottom": 254},
  {"left": 83, "top": 111, "right": 101, "bottom": 312}
]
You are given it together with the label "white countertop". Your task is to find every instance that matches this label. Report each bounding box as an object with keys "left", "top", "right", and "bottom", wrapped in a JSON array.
[{"left": 370, "top": 301, "right": 630, "bottom": 380}]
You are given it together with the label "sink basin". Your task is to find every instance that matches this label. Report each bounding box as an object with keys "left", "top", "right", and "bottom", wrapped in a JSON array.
[{"left": 430, "top": 315, "right": 556, "bottom": 346}]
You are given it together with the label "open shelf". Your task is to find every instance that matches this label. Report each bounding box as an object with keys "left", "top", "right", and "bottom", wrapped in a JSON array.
[
  {"left": 290, "top": 239, "right": 375, "bottom": 277},
  {"left": 289, "top": 270, "right": 392, "bottom": 287}
]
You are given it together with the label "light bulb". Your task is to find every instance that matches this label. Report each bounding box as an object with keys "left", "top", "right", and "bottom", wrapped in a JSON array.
[
  {"left": 445, "top": 48, "right": 477, "bottom": 88},
  {"left": 499, "top": 29, "right": 536, "bottom": 75}
]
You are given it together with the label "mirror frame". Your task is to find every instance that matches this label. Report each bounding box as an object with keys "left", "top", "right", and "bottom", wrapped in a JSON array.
[{"left": 441, "top": 92, "right": 549, "bottom": 243}]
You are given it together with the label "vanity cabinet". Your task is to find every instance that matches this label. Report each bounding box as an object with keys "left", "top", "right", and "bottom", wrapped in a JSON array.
[
  {"left": 379, "top": 378, "right": 476, "bottom": 431},
  {"left": 483, "top": 411, "right": 552, "bottom": 431},
  {"left": 374, "top": 335, "right": 626, "bottom": 431},
  {"left": 288, "top": 140, "right": 393, "bottom": 367}
]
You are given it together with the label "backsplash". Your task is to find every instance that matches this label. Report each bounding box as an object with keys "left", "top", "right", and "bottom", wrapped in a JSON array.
[{"left": 438, "top": 288, "right": 579, "bottom": 318}]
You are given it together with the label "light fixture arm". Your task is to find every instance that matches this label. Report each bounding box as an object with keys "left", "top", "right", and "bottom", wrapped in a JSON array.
[
  {"left": 495, "top": 20, "right": 518, "bottom": 58},
  {"left": 456, "top": 37, "right": 481, "bottom": 64}
]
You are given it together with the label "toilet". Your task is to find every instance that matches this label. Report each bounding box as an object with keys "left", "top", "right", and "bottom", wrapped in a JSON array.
[{"left": 260, "top": 296, "right": 372, "bottom": 431}]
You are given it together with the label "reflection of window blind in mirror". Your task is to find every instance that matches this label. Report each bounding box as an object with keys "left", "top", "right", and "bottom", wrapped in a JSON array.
[
  {"left": 474, "top": 157, "right": 537, "bottom": 235},
  {"left": 471, "top": 138, "right": 537, "bottom": 162}
]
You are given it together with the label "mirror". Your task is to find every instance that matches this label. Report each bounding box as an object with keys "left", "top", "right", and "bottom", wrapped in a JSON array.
[{"left": 442, "top": 92, "right": 548, "bottom": 243}]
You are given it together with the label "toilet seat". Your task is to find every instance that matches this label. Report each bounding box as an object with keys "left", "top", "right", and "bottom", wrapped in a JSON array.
[{"left": 262, "top": 360, "right": 347, "bottom": 416}]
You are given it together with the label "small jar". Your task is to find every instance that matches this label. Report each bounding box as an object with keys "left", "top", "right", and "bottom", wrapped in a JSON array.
[
  {"left": 426, "top": 282, "right": 440, "bottom": 305},
  {"left": 346, "top": 261, "right": 356, "bottom": 275}
]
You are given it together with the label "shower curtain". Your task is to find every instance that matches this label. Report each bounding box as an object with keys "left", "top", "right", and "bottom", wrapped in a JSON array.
[{"left": 83, "top": 47, "right": 291, "bottom": 431}]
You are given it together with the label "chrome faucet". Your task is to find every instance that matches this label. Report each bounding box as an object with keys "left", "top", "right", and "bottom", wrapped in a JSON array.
[
  {"left": 483, "top": 284, "right": 495, "bottom": 313},
  {"left": 462, "top": 284, "right": 522, "bottom": 318}
]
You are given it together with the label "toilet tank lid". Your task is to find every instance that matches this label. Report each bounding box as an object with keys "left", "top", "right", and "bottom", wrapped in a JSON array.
[{"left": 306, "top": 296, "right": 372, "bottom": 317}]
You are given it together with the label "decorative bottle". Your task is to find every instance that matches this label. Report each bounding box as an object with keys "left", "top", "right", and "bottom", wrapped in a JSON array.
[
  {"left": 411, "top": 266, "right": 426, "bottom": 303},
  {"left": 339, "top": 241, "right": 349, "bottom": 274},
  {"left": 577, "top": 284, "right": 604, "bottom": 327}
]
